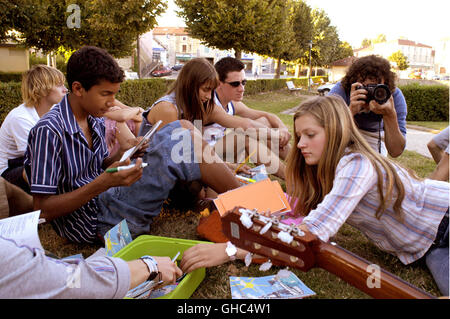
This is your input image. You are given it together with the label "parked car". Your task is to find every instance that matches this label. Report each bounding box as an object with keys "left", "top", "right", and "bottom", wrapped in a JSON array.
[
  {"left": 408, "top": 71, "right": 423, "bottom": 79},
  {"left": 432, "top": 75, "right": 441, "bottom": 80},
  {"left": 317, "top": 83, "right": 335, "bottom": 96},
  {"left": 151, "top": 66, "right": 172, "bottom": 77},
  {"left": 124, "top": 70, "right": 139, "bottom": 80},
  {"left": 171, "top": 64, "right": 183, "bottom": 71},
  {"left": 442, "top": 75, "right": 450, "bottom": 81}
]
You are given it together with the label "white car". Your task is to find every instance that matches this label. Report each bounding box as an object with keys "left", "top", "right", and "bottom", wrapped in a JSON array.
[
  {"left": 317, "top": 83, "right": 335, "bottom": 95},
  {"left": 124, "top": 71, "right": 139, "bottom": 80}
]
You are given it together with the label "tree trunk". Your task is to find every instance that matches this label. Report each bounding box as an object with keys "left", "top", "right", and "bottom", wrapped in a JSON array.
[
  {"left": 234, "top": 50, "right": 242, "bottom": 60},
  {"left": 294, "top": 64, "right": 300, "bottom": 78},
  {"left": 274, "top": 57, "right": 281, "bottom": 79},
  {"left": 47, "top": 53, "right": 56, "bottom": 68}
]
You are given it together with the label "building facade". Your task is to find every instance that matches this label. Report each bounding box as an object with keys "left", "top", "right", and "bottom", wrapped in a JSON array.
[
  {"left": 0, "top": 43, "right": 29, "bottom": 73},
  {"left": 354, "top": 39, "right": 435, "bottom": 72}
]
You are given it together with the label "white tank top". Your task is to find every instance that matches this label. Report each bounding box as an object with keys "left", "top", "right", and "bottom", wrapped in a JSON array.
[{"left": 203, "top": 92, "right": 235, "bottom": 146}]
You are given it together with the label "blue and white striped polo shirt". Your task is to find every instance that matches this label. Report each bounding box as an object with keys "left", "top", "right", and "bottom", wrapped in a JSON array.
[{"left": 24, "top": 95, "right": 109, "bottom": 243}]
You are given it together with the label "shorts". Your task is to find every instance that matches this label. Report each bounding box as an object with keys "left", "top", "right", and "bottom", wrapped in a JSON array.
[
  {"left": 0, "top": 177, "right": 9, "bottom": 219},
  {"left": 96, "top": 121, "right": 201, "bottom": 237}
]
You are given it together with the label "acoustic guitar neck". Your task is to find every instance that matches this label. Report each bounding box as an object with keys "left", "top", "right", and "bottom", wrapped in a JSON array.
[{"left": 221, "top": 207, "right": 435, "bottom": 299}]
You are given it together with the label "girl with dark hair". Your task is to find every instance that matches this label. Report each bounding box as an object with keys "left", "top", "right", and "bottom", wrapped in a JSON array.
[{"left": 144, "top": 58, "right": 219, "bottom": 130}]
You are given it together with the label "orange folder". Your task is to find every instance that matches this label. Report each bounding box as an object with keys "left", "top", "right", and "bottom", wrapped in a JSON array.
[{"left": 214, "top": 179, "right": 291, "bottom": 216}]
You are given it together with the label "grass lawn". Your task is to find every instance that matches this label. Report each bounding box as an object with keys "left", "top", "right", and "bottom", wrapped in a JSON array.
[
  {"left": 37, "top": 89, "right": 443, "bottom": 299},
  {"left": 407, "top": 121, "right": 448, "bottom": 131}
]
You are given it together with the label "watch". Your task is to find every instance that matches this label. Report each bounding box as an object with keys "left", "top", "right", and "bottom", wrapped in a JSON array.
[
  {"left": 140, "top": 255, "right": 159, "bottom": 281},
  {"left": 225, "top": 241, "right": 237, "bottom": 261}
]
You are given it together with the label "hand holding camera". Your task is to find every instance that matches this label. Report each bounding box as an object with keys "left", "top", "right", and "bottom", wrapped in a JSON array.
[{"left": 350, "top": 82, "right": 393, "bottom": 120}]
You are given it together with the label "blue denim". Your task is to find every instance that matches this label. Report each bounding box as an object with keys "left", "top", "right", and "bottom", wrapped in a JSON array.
[
  {"left": 425, "top": 212, "right": 449, "bottom": 296},
  {"left": 96, "top": 121, "right": 201, "bottom": 238}
]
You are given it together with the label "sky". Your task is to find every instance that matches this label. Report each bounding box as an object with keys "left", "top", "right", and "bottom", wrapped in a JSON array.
[{"left": 156, "top": 0, "right": 449, "bottom": 48}]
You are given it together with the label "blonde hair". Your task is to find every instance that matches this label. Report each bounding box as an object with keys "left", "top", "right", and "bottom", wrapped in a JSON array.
[
  {"left": 286, "top": 95, "right": 406, "bottom": 221},
  {"left": 21, "top": 64, "right": 65, "bottom": 107}
]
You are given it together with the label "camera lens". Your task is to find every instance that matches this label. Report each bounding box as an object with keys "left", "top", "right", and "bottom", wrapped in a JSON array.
[{"left": 373, "top": 85, "right": 391, "bottom": 104}]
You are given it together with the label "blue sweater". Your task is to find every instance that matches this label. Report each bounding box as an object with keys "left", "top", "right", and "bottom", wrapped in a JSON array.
[{"left": 329, "top": 82, "right": 407, "bottom": 136}]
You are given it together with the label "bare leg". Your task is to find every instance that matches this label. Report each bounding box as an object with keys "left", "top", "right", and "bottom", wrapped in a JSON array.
[
  {"left": 215, "top": 130, "right": 286, "bottom": 179},
  {"left": 3, "top": 178, "right": 33, "bottom": 217},
  {"left": 179, "top": 120, "right": 241, "bottom": 194},
  {"left": 427, "top": 140, "right": 444, "bottom": 164}
]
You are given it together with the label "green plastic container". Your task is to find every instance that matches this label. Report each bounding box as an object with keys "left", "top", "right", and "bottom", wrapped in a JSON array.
[{"left": 113, "top": 235, "right": 210, "bottom": 299}]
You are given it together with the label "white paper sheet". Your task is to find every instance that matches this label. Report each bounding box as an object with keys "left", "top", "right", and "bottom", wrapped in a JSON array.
[{"left": 0, "top": 210, "right": 43, "bottom": 249}]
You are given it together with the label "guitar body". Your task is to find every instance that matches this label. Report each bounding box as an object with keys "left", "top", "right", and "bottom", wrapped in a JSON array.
[{"left": 222, "top": 207, "right": 435, "bottom": 299}]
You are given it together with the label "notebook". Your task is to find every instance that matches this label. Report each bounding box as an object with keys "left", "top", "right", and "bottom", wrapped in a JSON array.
[{"left": 214, "top": 179, "right": 291, "bottom": 216}]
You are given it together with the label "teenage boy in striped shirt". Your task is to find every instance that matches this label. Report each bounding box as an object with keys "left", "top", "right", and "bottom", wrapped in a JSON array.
[{"left": 24, "top": 46, "right": 241, "bottom": 245}]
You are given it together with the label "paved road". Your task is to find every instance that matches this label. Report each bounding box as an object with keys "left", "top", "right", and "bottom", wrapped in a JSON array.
[{"left": 405, "top": 128, "right": 435, "bottom": 158}]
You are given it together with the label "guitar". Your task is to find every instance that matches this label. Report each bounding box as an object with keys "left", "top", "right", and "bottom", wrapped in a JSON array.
[{"left": 221, "top": 207, "right": 435, "bottom": 299}]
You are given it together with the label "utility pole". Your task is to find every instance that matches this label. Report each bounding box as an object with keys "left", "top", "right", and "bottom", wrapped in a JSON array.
[
  {"left": 308, "top": 40, "right": 312, "bottom": 92},
  {"left": 137, "top": 35, "right": 141, "bottom": 79}
]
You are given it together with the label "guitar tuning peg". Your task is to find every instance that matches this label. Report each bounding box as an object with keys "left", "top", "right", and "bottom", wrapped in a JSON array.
[
  {"left": 271, "top": 216, "right": 279, "bottom": 226},
  {"left": 292, "top": 225, "right": 305, "bottom": 237},
  {"left": 259, "top": 220, "right": 272, "bottom": 235},
  {"left": 278, "top": 230, "right": 294, "bottom": 244},
  {"left": 275, "top": 268, "right": 291, "bottom": 280},
  {"left": 239, "top": 212, "right": 253, "bottom": 229},
  {"left": 259, "top": 259, "right": 272, "bottom": 271},
  {"left": 276, "top": 223, "right": 296, "bottom": 244},
  {"left": 244, "top": 252, "right": 253, "bottom": 267}
]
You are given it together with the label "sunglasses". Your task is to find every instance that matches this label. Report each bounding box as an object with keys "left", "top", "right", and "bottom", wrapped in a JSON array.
[{"left": 225, "top": 79, "right": 247, "bottom": 87}]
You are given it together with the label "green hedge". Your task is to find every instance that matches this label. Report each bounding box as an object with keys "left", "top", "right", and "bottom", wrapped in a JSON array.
[
  {"left": 0, "top": 82, "right": 22, "bottom": 124},
  {"left": 116, "top": 78, "right": 174, "bottom": 108},
  {"left": 1, "top": 78, "right": 448, "bottom": 125},
  {"left": 0, "top": 72, "right": 23, "bottom": 83},
  {"left": 400, "top": 83, "right": 449, "bottom": 121}
]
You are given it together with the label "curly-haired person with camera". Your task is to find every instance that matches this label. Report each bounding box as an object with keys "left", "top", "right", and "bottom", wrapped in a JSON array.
[{"left": 329, "top": 55, "right": 407, "bottom": 157}]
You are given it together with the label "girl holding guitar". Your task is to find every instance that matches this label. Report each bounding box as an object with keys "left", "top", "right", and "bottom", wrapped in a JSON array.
[{"left": 284, "top": 95, "right": 449, "bottom": 296}]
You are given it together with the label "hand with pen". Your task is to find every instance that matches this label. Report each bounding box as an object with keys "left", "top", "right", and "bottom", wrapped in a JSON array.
[
  {"left": 226, "top": 162, "right": 252, "bottom": 175},
  {"left": 101, "top": 158, "right": 144, "bottom": 189},
  {"left": 152, "top": 256, "right": 183, "bottom": 285}
]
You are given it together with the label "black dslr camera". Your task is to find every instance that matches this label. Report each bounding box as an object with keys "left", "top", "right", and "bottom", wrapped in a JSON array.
[{"left": 356, "top": 84, "right": 391, "bottom": 105}]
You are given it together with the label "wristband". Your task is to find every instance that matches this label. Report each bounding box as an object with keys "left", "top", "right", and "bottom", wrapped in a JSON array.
[
  {"left": 225, "top": 241, "right": 237, "bottom": 261},
  {"left": 140, "top": 255, "right": 159, "bottom": 281}
]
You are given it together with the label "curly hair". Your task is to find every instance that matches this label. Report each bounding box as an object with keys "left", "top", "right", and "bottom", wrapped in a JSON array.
[
  {"left": 340, "top": 55, "right": 397, "bottom": 94},
  {"left": 214, "top": 57, "right": 245, "bottom": 82},
  {"left": 66, "top": 46, "right": 124, "bottom": 92}
]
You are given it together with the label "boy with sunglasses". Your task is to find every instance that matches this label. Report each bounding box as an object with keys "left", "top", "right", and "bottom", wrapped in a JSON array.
[{"left": 204, "top": 57, "right": 291, "bottom": 179}]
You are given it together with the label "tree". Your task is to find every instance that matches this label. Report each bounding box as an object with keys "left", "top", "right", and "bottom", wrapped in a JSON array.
[
  {"left": 0, "top": 0, "right": 167, "bottom": 57},
  {"left": 373, "top": 34, "right": 387, "bottom": 44},
  {"left": 175, "top": 0, "right": 287, "bottom": 59},
  {"left": 250, "top": 0, "right": 302, "bottom": 78},
  {"left": 388, "top": 50, "right": 409, "bottom": 70},
  {"left": 288, "top": 1, "right": 313, "bottom": 63},
  {"left": 361, "top": 38, "right": 372, "bottom": 47},
  {"left": 307, "top": 9, "right": 350, "bottom": 68},
  {"left": 337, "top": 41, "right": 354, "bottom": 59},
  {"left": 360, "top": 34, "right": 386, "bottom": 48}
]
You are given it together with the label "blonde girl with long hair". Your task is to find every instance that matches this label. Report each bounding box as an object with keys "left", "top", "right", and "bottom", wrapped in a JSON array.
[{"left": 286, "top": 95, "right": 449, "bottom": 296}]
